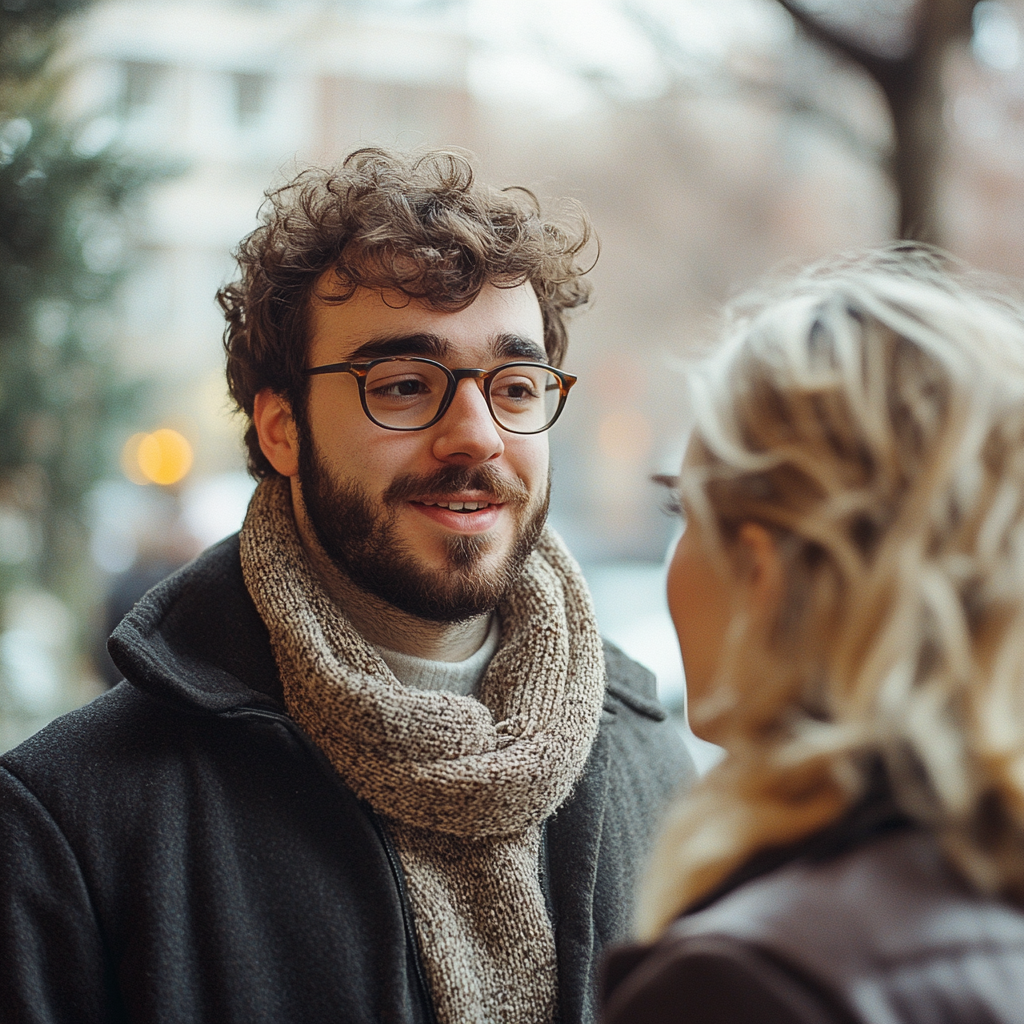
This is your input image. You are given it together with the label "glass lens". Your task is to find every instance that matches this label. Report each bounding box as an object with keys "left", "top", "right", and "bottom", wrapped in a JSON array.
[
  {"left": 488, "top": 365, "right": 562, "bottom": 432},
  {"left": 363, "top": 359, "right": 450, "bottom": 428}
]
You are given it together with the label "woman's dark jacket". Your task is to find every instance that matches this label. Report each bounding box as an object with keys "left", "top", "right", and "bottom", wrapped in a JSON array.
[
  {"left": 602, "top": 801, "right": 1024, "bottom": 1024},
  {"left": 0, "top": 535, "right": 696, "bottom": 1024}
]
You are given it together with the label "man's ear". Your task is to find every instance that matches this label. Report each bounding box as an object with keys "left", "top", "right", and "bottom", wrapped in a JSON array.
[
  {"left": 735, "top": 522, "right": 785, "bottom": 621},
  {"left": 253, "top": 388, "right": 300, "bottom": 478}
]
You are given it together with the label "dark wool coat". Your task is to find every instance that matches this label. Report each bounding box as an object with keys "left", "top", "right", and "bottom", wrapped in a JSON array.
[
  {"left": 603, "top": 799, "right": 1024, "bottom": 1024},
  {"left": 0, "top": 535, "right": 696, "bottom": 1024}
]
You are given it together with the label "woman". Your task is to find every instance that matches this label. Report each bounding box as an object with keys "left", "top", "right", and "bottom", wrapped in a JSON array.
[{"left": 603, "top": 245, "right": 1024, "bottom": 1024}]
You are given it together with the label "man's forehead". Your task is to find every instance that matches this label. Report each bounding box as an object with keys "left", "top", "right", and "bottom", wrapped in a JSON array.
[{"left": 307, "top": 281, "right": 546, "bottom": 363}]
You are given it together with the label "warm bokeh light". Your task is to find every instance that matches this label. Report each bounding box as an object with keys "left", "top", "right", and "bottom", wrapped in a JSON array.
[{"left": 126, "top": 429, "right": 194, "bottom": 486}]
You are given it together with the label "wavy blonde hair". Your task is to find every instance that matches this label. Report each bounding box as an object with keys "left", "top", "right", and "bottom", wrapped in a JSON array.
[{"left": 638, "top": 244, "right": 1024, "bottom": 939}]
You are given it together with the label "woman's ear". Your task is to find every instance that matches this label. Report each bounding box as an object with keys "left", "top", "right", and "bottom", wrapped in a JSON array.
[
  {"left": 735, "top": 522, "right": 785, "bottom": 621},
  {"left": 253, "top": 388, "right": 300, "bottom": 478}
]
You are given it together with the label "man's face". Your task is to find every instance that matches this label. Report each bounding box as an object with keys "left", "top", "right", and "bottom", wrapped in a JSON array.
[{"left": 294, "top": 280, "right": 552, "bottom": 621}]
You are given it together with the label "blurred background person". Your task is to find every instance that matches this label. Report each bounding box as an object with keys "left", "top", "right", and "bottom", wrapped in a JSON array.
[
  {"left": 603, "top": 245, "right": 1024, "bottom": 1024},
  {"left": 91, "top": 493, "right": 202, "bottom": 687}
]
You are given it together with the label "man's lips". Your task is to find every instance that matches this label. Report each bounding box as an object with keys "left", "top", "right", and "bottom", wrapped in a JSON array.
[
  {"left": 412, "top": 496, "right": 498, "bottom": 512},
  {"left": 407, "top": 498, "right": 505, "bottom": 533}
]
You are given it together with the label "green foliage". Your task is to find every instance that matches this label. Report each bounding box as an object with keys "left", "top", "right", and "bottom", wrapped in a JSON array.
[{"left": 0, "top": 1, "right": 158, "bottom": 604}]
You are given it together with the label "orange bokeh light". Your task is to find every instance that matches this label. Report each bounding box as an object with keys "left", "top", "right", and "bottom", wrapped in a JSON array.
[{"left": 123, "top": 428, "right": 193, "bottom": 486}]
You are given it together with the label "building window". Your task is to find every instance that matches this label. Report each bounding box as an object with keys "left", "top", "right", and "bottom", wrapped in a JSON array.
[
  {"left": 120, "top": 61, "right": 165, "bottom": 117},
  {"left": 233, "top": 72, "right": 270, "bottom": 128}
]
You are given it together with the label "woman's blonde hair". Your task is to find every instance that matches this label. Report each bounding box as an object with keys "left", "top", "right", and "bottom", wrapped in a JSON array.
[{"left": 638, "top": 244, "right": 1024, "bottom": 939}]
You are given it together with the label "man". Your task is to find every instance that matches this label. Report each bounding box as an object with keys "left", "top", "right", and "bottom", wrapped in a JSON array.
[{"left": 0, "top": 148, "right": 695, "bottom": 1024}]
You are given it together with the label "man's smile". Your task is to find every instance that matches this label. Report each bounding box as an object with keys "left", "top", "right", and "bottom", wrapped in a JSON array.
[
  {"left": 382, "top": 467, "right": 531, "bottom": 538},
  {"left": 415, "top": 500, "right": 493, "bottom": 511},
  {"left": 408, "top": 498, "right": 505, "bottom": 533}
]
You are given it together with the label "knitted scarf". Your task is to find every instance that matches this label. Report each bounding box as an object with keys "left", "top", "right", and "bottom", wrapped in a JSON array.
[{"left": 239, "top": 477, "right": 606, "bottom": 1024}]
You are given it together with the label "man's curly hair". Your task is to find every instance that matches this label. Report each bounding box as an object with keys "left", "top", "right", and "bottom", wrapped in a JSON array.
[{"left": 218, "top": 147, "right": 596, "bottom": 478}]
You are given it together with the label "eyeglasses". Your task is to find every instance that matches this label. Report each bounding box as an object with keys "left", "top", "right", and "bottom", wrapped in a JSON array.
[{"left": 304, "top": 356, "right": 578, "bottom": 434}]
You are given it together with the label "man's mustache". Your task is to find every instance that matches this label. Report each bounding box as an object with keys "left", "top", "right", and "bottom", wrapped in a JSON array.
[{"left": 383, "top": 465, "right": 531, "bottom": 507}]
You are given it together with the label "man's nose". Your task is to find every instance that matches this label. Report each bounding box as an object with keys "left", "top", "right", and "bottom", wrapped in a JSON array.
[{"left": 431, "top": 378, "right": 504, "bottom": 464}]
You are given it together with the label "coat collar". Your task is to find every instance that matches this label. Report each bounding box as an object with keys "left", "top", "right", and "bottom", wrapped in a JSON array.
[
  {"left": 108, "top": 534, "right": 284, "bottom": 714},
  {"left": 108, "top": 532, "right": 664, "bottom": 724}
]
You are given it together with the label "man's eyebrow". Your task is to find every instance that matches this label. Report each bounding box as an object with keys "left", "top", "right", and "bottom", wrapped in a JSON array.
[
  {"left": 340, "top": 332, "right": 546, "bottom": 364},
  {"left": 493, "top": 333, "right": 546, "bottom": 361},
  {"left": 344, "top": 334, "right": 450, "bottom": 361}
]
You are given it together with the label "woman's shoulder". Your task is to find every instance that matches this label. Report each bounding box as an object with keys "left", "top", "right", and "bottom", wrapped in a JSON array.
[
  {"left": 604, "top": 828, "right": 1024, "bottom": 1024},
  {"left": 682, "top": 828, "right": 1024, "bottom": 974},
  {"left": 603, "top": 931, "right": 856, "bottom": 1024}
]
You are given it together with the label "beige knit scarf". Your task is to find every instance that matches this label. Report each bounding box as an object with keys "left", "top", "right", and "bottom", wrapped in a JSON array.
[{"left": 239, "top": 477, "right": 606, "bottom": 1024}]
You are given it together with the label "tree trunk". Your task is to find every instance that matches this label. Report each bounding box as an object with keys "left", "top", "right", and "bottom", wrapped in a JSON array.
[
  {"left": 887, "top": 54, "right": 946, "bottom": 240},
  {"left": 774, "top": 0, "right": 977, "bottom": 242}
]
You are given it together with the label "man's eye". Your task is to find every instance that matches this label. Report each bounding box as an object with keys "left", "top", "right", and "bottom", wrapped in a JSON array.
[
  {"left": 494, "top": 380, "right": 540, "bottom": 401},
  {"left": 371, "top": 377, "right": 431, "bottom": 399}
]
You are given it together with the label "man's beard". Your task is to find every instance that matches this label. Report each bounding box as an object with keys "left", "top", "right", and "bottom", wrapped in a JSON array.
[{"left": 296, "top": 419, "right": 549, "bottom": 622}]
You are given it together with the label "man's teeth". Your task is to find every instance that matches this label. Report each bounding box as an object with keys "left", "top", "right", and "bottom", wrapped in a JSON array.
[{"left": 422, "top": 500, "right": 489, "bottom": 511}]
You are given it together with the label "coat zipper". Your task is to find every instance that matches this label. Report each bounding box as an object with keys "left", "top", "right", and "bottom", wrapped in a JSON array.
[
  {"left": 224, "top": 708, "right": 440, "bottom": 1024},
  {"left": 362, "top": 804, "right": 441, "bottom": 1024}
]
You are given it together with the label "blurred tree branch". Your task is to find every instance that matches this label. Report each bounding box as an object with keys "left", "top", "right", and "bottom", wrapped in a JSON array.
[
  {"left": 772, "top": 0, "right": 978, "bottom": 241},
  {"left": 619, "top": 0, "right": 980, "bottom": 242},
  {"left": 622, "top": 0, "right": 888, "bottom": 168}
]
